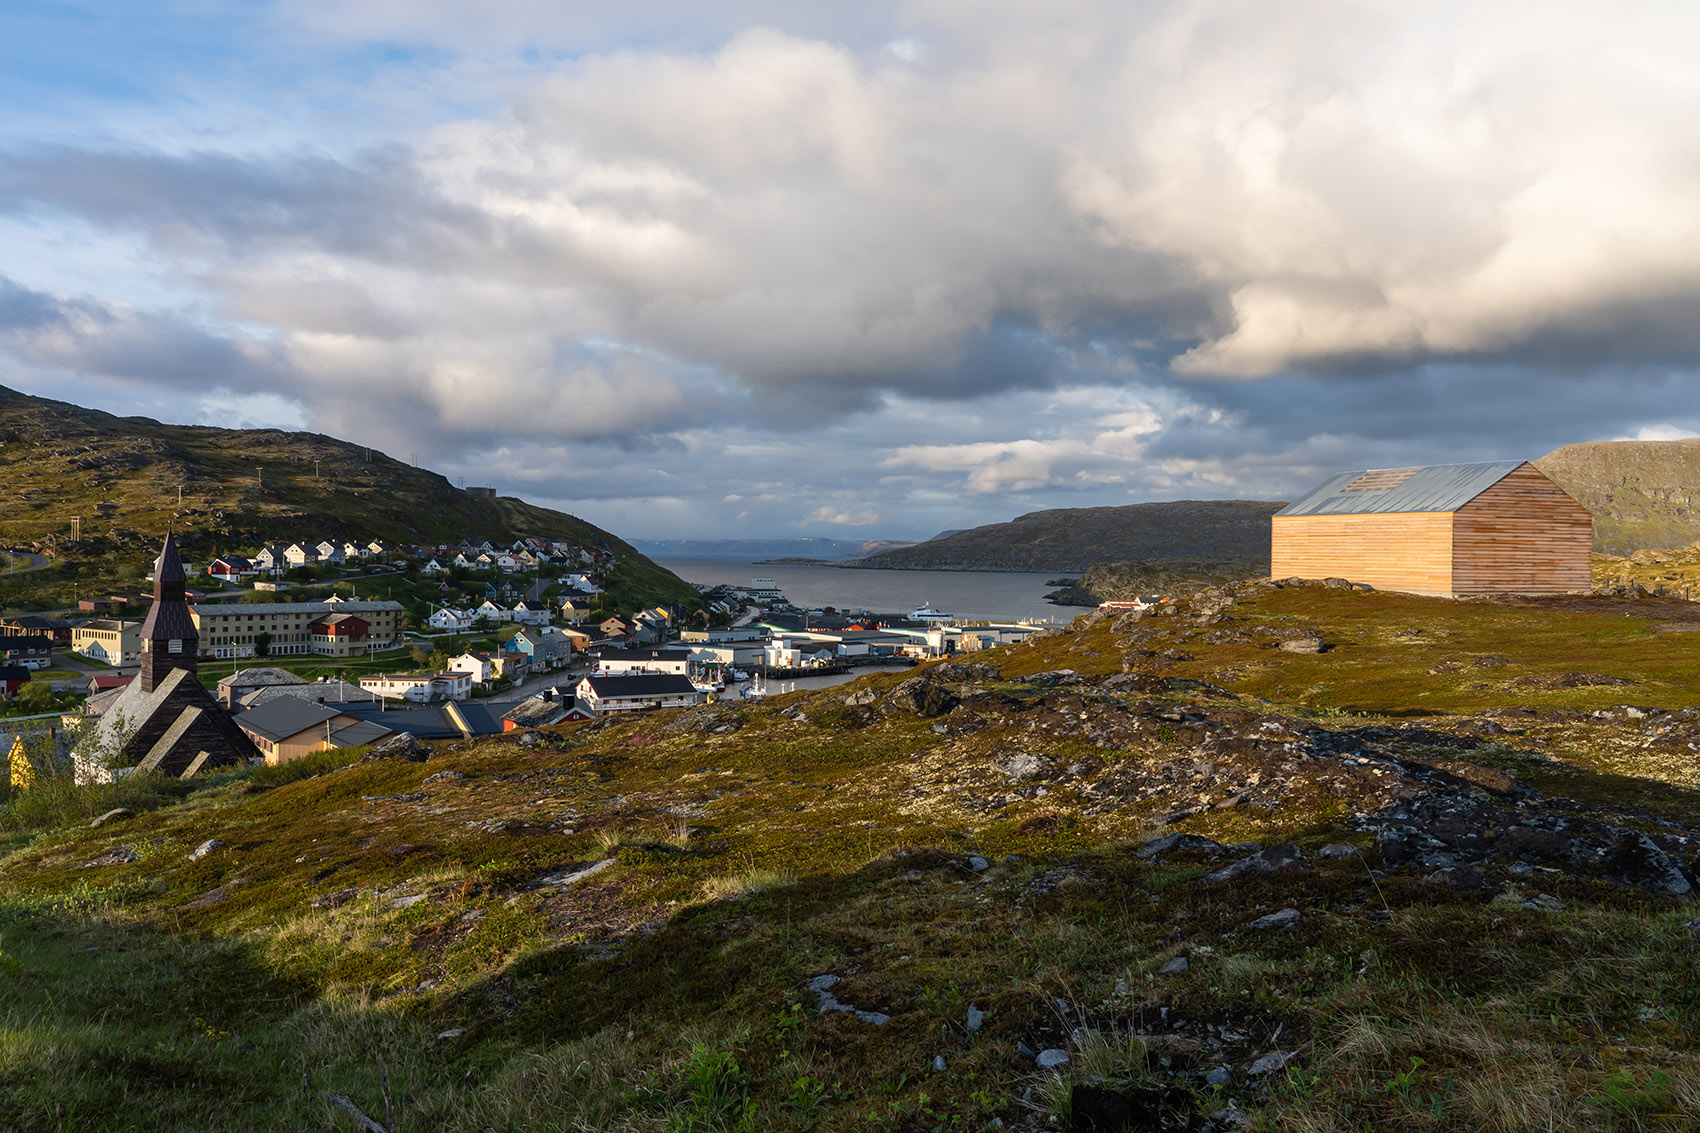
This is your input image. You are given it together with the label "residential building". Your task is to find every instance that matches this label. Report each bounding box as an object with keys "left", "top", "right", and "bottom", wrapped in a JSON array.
[
  {"left": 359, "top": 672, "right": 471, "bottom": 703},
  {"left": 427, "top": 607, "right": 471, "bottom": 632},
  {"left": 72, "top": 619, "right": 142, "bottom": 665},
  {"left": 252, "top": 546, "right": 286, "bottom": 574},
  {"left": 366, "top": 540, "right": 387, "bottom": 559},
  {"left": 509, "top": 626, "right": 573, "bottom": 670},
  {"left": 0, "top": 635, "right": 52, "bottom": 670},
  {"left": 283, "top": 543, "right": 318, "bottom": 568},
  {"left": 475, "top": 600, "right": 511, "bottom": 623},
  {"left": 574, "top": 674, "right": 701, "bottom": 715},
  {"left": 309, "top": 613, "right": 371, "bottom": 657},
  {"left": 595, "top": 646, "right": 691, "bottom": 675},
  {"left": 191, "top": 599, "right": 405, "bottom": 659},
  {"left": 560, "top": 593, "right": 598, "bottom": 623},
  {"left": 502, "top": 691, "right": 568, "bottom": 731},
  {"left": 342, "top": 541, "right": 366, "bottom": 561},
  {"left": 235, "top": 699, "right": 392, "bottom": 765},
  {"left": 215, "top": 666, "right": 309, "bottom": 709},
  {"left": 0, "top": 666, "right": 29, "bottom": 697},
  {"left": 207, "top": 555, "right": 254, "bottom": 583},
  {"left": 315, "top": 540, "right": 344, "bottom": 564},
  {"left": 510, "top": 600, "right": 551, "bottom": 626}
]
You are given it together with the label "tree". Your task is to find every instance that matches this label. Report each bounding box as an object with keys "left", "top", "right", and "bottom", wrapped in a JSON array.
[
  {"left": 15, "top": 682, "right": 55, "bottom": 713},
  {"left": 254, "top": 632, "right": 272, "bottom": 657}
]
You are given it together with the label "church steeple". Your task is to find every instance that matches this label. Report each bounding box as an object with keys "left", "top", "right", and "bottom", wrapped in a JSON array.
[{"left": 138, "top": 532, "right": 199, "bottom": 692}]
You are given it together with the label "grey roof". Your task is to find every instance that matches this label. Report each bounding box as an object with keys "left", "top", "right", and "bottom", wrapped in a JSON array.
[
  {"left": 340, "top": 704, "right": 466, "bottom": 740},
  {"left": 191, "top": 600, "right": 404, "bottom": 617},
  {"left": 235, "top": 698, "right": 346, "bottom": 742},
  {"left": 581, "top": 674, "right": 698, "bottom": 698},
  {"left": 217, "top": 667, "right": 309, "bottom": 690},
  {"left": 238, "top": 680, "right": 379, "bottom": 708},
  {"left": 329, "top": 719, "right": 394, "bottom": 748},
  {"left": 1276, "top": 461, "right": 1528, "bottom": 518}
]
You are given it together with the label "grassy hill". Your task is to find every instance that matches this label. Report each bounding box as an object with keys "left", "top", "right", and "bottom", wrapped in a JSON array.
[
  {"left": 1537, "top": 438, "right": 1700, "bottom": 553},
  {"left": 4, "top": 585, "right": 1699, "bottom": 1129},
  {"left": 847, "top": 500, "right": 1285, "bottom": 573},
  {"left": 0, "top": 385, "right": 692, "bottom": 608}
]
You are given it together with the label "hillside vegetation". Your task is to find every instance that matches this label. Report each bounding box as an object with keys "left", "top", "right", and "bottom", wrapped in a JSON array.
[
  {"left": 848, "top": 501, "right": 1284, "bottom": 573},
  {"left": 4, "top": 584, "right": 1699, "bottom": 1130},
  {"left": 1537, "top": 438, "right": 1700, "bottom": 553},
  {"left": 0, "top": 385, "right": 692, "bottom": 608}
]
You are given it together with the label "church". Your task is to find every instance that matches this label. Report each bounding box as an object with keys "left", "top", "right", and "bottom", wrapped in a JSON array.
[{"left": 75, "top": 534, "right": 258, "bottom": 782}]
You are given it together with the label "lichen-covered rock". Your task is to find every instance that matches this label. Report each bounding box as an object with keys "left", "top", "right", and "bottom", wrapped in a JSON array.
[
  {"left": 880, "top": 677, "right": 957, "bottom": 718},
  {"left": 1278, "top": 636, "right": 1326, "bottom": 654},
  {"left": 928, "top": 661, "right": 1002, "bottom": 683},
  {"left": 363, "top": 732, "right": 427, "bottom": 762}
]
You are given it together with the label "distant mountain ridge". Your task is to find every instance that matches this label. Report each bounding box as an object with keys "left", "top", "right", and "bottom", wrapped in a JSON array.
[
  {"left": 845, "top": 499, "right": 1286, "bottom": 572},
  {"left": 634, "top": 537, "right": 874, "bottom": 561},
  {"left": 1536, "top": 438, "right": 1700, "bottom": 554},
  {"left": 0, "top": 384, "right": 690, "bottom": 602}
]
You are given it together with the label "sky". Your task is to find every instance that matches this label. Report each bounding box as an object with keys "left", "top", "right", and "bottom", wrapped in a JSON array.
[{"left": 3, "top": 1, "right": 1700, "bottom": 542}]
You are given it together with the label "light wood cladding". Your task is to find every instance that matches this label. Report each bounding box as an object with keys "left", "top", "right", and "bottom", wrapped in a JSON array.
[
  {"left": 1451, "top": 463, "right": 1592, "bottom": 594},
  {"left": 1272, "top": 512, "right": 1455, "bottom": 595},
  {"left": 1271, "top": 462, "right": 1593, "bottom": 597}
]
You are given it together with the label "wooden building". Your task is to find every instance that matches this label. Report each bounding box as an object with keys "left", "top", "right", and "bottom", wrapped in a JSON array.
[{"left": 1271, "top": 461, "right": 1592, "bottom": 597}]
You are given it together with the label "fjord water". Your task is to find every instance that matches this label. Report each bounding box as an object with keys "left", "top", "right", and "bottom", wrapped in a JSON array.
[{"left": 656, "top": 559, "right": 1072, "bottom": 622}]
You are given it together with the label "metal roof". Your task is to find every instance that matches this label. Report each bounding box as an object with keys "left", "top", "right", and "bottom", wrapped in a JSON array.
[
  {"left": 1276, "top": 460, "right": 1528, "bottom": 517},
  {"left": 235, "top": 698, "right": 345, "bottom": 742}
]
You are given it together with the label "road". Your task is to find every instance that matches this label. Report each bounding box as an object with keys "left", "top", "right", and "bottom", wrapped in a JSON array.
[{"left": 0, "top": 552, "right": 50, "bottom": 575}]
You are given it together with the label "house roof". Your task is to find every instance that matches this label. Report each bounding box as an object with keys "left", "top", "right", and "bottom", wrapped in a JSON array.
[
  {"left": 216, "top": 667, "right": 308, "bottom": 690},
  {"left": 502, "top": 694, "right": 567, "bottom": 727},
  {"left": 329, "top": 719, "right": 394, "bottom": 748},
  {"left": 238, "top": 680, "right": 378, "bottom": 708},
  {"left": 192, "top": 600, "right": 404, "bottom": 616},
  {"left": 340, "top": 704, "right": 467, "bottom": 739},
  {"left": 581, "top": 674, "right": 698, "bottom": 698},
  {"left": 0, "top": 665, "right": 30, "bottom": 681},
  {"left": 597, "top": 646, "right": 689, "bottom": 662},
  {"left": 1276, "top": 460, "right": 1529, "bottom": 518},
  {"left": 235, "top": 698, "right": 347, "bottom": 742}
]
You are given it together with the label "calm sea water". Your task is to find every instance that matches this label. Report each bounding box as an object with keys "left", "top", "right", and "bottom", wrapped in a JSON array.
[{"left": 656, "top": 559, "right": 1075, "bottom": 623}]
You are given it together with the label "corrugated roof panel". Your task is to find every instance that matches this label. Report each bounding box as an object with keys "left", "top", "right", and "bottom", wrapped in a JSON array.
[{"left": 1277, "top": 460, "right": 1527, "bottom": 517}]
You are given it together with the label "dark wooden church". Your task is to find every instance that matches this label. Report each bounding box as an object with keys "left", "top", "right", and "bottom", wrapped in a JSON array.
[{"left": 76, "top": 534, "right": 257, "bottom": 781}]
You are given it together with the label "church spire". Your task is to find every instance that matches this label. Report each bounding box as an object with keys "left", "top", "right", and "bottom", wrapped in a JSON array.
[{"left": 138, "top": 532, "right": 199, "bottom": 692}]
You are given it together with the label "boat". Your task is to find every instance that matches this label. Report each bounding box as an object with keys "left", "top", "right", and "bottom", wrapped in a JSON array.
[{"left": 908, "top": 603, "right": 954, "bottom": 623}]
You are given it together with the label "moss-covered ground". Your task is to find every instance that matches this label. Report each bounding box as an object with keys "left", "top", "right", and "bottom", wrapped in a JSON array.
[{"left": 2, "top": 585, "right": 1699, "bottom": 1130}]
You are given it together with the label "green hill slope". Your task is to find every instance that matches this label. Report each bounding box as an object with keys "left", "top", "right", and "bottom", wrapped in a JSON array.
[
  {"left": 0, "top": 385, "right": 692, "bottom": 606},
  {"left": 2, "top": 585, "right": 1699, "bottom": 1128},
  {"left": 1537, "top": 438, "right": 1700, "bottom": 553},
  {"left": 847, "top": 499, "right": 1285, "bottom": 572}
]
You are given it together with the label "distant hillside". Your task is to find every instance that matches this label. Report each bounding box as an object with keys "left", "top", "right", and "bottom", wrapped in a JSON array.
[
  {"left": 0, "top": 385, "right": 691, "bottom": 604},
  {"left": 845, "top": 500, "right": 1285, "bottom": 572},
  {"left": 1537, "top": 439, "right": 1700, "bottom": 553},
  {"left": 633, "top": 537, "right": 871, "bottom": 562}
]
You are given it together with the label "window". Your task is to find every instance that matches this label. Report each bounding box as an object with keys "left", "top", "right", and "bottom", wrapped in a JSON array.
[{"left": 169, "top": 639, "right": 182, "bottom": 654}]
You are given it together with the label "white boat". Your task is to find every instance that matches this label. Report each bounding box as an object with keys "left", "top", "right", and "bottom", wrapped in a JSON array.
[{"left": 909, "top": 604, "right": 954, "bottom": 622}]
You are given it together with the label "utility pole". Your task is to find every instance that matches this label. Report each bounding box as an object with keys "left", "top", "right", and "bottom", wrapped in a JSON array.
[
  {"left": 69, "top": 516, "right": 80, "bottom": 541},
  {"left": 176, "top": 485, "right": 182, "bottom": 507},
  {"left": 256, "top": 467, "right": 264, "bottom": 490},
  {"left": 314, "top": 460, "right": 321, "bottom": 480}
]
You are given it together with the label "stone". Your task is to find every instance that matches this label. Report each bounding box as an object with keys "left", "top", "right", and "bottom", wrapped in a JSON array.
[
  {"left": 82, "top": 845, "right": 140, "bottom": 868},
  {"left": 966, "top": 1004, "right": 985, "bottom": 1032},
  {"left": 1247, "top": 1050, "right": 1297, "bottom": 1075},
  {"left": 424, "top": 769, "right": 467, "bottom": 785},
  {"left": 881, "top": 677, "right": 957, "bottom": 718},
  {"left": 808, "top": 973, "right": 891, "bottom": 1025},
  {"left": 1204, "top": 844, "right": 1308, "bottom": 885},
  {"left": 1159, "top": 955, "right": 1189, "bottom": 975},
  {"left": 89, "top": 808, "right": 131, "bottom": 828},
  {"left": 1521, "top": 893, "right": 1565, "bottom": 911},
  {"left": 1137, "top": 832, "right": 1226, "bottom": 860},
  {"left": 932, "top": 1055, "right": 946, "bottom": 1072},
  {"left": 389, "top": 894, "right": 427, "bottom": 909},
  {"left": 364, "top": 732, "right": 427, "bottom": 762},
  {"left": 967, "top": 855, "right": 990, "bottom": 872},
  {"left": 438, "top": 1028, "right": 466, "bottom": 1039},
  {"left": 1205, "top": 1066, "right": 1232, "bottom": 1086},
  {"left": 1248, "top": 908, "right": 1300, "bottom": 930},
  {"left": 1035, "top": 1049, "right": 1070, "bottom": 1069},
  {"left": 843, "top": 687, "right": 879, "bottom": 707},
  {"left": 1278, "top": 636, "right": 1326, "bottom": 654},
  {"left": 1319, "top": 843, "right": 1362, "bottom": 859},
  {"left": 1422, "top": 867, "right": 1495, "bottom": 893},
  {"left": 996, "top": 751, "right": 1054, "bottom": 782},
  {"left": 929, "top": 662, "right": 1002, "bottom": 683},
  {"left": 188, "top": 838, "right": 223, "bottom": 862},
  {"left": 1024, "top": 669, "right": 1081, "bottom": 688},
  {"left": 536, "top": 858, "right": 614, "bottom": 890}
]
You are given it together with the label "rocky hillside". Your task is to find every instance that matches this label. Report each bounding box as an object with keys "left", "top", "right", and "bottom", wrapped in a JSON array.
[
  {"left": 1045, "top": 558, "right": 1260, "bottom": 606},
  {"left": 4, "top": 583, "right": 1698, "bottom": 1129},
  {"left": 847, "top": 500, "right": 1285, "bottom": 573},
  {"left": 1537, "top": 438, "right": 1700, "bottom": 553},
  {"left": 0, "top": 385, "right": 691, "bottom": 604}
]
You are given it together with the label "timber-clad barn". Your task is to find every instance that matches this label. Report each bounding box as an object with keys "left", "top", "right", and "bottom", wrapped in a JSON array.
[{"left": 1271, "top": 461, "right": 1592, "bottom": 597}]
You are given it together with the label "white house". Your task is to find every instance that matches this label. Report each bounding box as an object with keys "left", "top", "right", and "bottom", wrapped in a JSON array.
[
  {"left": 284, "top": 543, "right": 318, "bottom": 567},
  {"left": 575, "top": 673, "right": 701, "bottom": 716},
  {"left": 475, "top": 600, "right": 512, "bottom": 623},
  {"left": 510, "top": 600, "right": 551, "bottom": 626},
  {"left": 421, "top": 558, "right": 445, "bottom": 575},
  {"left": 427, "top": 607, "right": 471, "bottom": 632},
  {"left": 448, "top": 652, "right": 496, "bottom": 685},
  {"left": 359, "top": 672, "right": 471, "bottom": 703},
  {"left": 315, "top": 540, "right": 345, "bottom": 564},
  {"left": 493, "top": 553, "right": 520, "bottom": 572}
]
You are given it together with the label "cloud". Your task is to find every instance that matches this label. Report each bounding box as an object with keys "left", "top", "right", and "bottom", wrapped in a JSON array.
[{"left": 5, "top": 1, "right": 1700, "bottom": 539}]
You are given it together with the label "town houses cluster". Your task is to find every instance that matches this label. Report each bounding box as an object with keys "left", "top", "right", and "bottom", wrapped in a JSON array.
[{"left": 206, "top": 535, "right": 607, "bottom": 583}]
